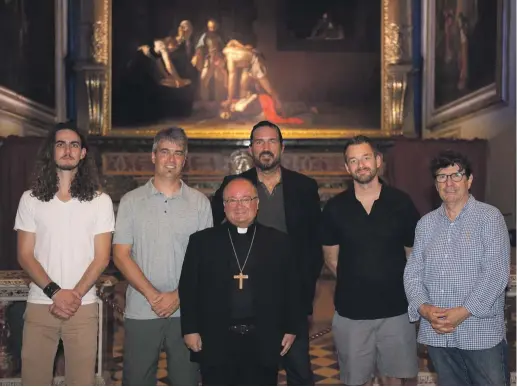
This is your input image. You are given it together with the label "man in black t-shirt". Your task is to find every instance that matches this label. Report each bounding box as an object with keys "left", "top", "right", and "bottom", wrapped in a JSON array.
[{"left": 321, "top": 136, "right": 420, "bottom": 386}]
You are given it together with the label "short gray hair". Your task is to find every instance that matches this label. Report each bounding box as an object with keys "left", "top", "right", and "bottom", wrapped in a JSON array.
[{"left": 152, "top": 127, "right": 188, "bottom": 153}]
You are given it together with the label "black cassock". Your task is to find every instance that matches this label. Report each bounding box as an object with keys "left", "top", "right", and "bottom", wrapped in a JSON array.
[{"left": 179, "top": 222, "right": 302, "bottom": 386}]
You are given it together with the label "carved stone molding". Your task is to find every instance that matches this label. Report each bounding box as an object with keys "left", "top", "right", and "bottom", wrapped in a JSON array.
[
  {"left": 102, "top": 152, "right": 350, "bottom": 177},
  {"left": 0, "top": 87, "right": 55, "bottom": 135}
]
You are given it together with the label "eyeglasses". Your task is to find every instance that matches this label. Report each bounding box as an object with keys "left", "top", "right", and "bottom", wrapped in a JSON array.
[
  {"left": 435, "top": 172, "right": 466, "bottom": 183},
  {"left": 224, "top": 196, "right": 258, "bottom": 206}
]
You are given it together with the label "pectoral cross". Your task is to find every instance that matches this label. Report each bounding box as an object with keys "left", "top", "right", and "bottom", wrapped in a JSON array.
[{"left": 233, "top": 272, "right": 248, "bottom": 290}]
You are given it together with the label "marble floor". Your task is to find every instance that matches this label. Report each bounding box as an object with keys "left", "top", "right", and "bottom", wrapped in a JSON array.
[
  {"left": 105, "top": 277, "right": 516, "bottom": 385},
  {"left": 107, "top": 278, "right": 340, "bottom": 385}
]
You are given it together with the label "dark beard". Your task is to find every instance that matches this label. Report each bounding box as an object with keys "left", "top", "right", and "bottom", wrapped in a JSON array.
[
  {"left": 352, "top": 168, "right": 377, "bottom": 184},
  {"left": 253, "top": 153, "right": 281, "bottom": 171}
]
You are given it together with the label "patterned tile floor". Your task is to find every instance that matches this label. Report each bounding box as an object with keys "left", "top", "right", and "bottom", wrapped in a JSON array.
[
  {"left": 112, "top": 330, "right": 509, "bottom": 386},
  {"left": 107, "top": 278, "right": 516, "bottom": 386},
  {"left": 108, "top": 330, "right": 345, "bottom": 386}
]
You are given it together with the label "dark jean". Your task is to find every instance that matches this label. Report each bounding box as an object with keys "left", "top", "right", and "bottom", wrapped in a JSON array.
[{"left": 427, "top": 340, "right": 509, "bottom": 386}]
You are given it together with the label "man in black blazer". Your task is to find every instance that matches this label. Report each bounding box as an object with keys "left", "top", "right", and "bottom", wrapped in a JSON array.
[
  {"left": 179, "top": 178, "right": 302, "bottom": 385},
  {"left": 211, "top": 121, "right": 323, "bottom": 385}
]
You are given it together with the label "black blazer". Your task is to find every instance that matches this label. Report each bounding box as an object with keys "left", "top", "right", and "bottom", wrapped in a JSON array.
[
  {"left": 211, "top": 167, "right": 323, "bottom": 315},
  {"left": 179, "top": 223, "right": 302, "bottom": 367}
]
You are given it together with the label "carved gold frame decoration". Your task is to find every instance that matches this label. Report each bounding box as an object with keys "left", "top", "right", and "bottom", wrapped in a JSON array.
[{"left": 91, "top": 0, "right": 409, "bottom": 139}]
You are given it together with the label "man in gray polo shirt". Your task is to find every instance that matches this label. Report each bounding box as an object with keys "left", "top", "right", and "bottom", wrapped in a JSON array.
[{"left": 113, "top": 127, "right": 213, "bottom": 385}]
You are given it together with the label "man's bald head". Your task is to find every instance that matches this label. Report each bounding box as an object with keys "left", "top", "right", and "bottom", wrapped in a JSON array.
[
  {"left": 223, "top": 178, "right": 257, "bottom": 199},
  {"left": 223, "top": 178, "right": 259, "bottom": 228}
]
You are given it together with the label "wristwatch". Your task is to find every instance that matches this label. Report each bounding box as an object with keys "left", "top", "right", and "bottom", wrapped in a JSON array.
[{"left": 43, "top": 282, "right": 61, "bottom": 299}]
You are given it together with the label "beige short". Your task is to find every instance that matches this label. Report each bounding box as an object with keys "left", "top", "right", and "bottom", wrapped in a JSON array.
[{"left": 332, "top": 312, "right": 418, "bottom": 385}]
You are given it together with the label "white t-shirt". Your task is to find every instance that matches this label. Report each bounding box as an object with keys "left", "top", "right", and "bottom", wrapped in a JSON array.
[{"left": 14, "top": 190, "right": 115, "bottom": 305}]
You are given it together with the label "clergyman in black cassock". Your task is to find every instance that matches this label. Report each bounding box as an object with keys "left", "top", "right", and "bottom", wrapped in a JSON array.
[{"left": 179, "top": 178, "right": 302, "bottom": 386}]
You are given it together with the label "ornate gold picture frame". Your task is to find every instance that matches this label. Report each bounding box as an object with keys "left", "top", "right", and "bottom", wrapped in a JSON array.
[{"left": 87, "top": 0, "right": 410, "bottom": 139}]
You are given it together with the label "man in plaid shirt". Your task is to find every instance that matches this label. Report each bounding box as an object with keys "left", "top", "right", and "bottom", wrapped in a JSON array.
[{"left": 404, "top": 150, "right": 510, "bottom": 386}]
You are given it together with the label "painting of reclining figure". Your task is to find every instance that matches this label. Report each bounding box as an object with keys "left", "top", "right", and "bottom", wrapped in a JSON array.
[{"left": 111, "top": 0, "right": 381, "bottom": 132}]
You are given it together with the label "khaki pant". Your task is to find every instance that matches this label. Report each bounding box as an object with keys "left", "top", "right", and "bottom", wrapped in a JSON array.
[{"left": 21, "top": 302, "right": 98, "bottom": 386}]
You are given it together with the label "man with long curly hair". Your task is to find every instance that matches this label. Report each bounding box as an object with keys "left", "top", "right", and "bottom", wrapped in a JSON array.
[{"left": 14, "top": 123, "right": 115, "bottom": 385}]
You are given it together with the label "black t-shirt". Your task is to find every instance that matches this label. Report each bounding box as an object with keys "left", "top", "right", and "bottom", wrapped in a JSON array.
[{"left": 321, "top": 184, "right": 420, "bottom": 320}]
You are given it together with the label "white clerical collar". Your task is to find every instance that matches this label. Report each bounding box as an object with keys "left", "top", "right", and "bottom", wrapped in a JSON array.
[{"left": 237, "top": 227, "right": 248, "bottom": 234}]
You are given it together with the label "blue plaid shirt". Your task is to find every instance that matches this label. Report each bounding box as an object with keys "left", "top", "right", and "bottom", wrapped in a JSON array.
[{"left": 404, "top": 195, "right": 510, "bottom": 350}]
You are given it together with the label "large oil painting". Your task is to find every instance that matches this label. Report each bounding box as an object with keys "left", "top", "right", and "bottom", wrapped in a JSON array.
[
  {"left": 108, "top": 0, "right": 387, "bottom": 138},
  {"left": 0, "top": 0, "right": 55, "bottom": 109},
  {"left": 424, "top": 0, "right": 509, "bottom": 128}
]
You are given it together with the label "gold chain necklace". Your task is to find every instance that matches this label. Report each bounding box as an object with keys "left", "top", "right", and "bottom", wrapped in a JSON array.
[{"left": 227, "top": 226, "right": 257, "bottom": 290}]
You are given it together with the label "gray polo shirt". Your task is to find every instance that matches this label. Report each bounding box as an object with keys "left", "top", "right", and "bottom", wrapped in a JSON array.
[{"left": 113, "top": 179, "right": 213, "bottom": 319}]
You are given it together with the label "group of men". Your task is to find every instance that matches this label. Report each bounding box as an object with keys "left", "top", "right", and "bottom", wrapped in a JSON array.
[{"left": 14, "top": 120, "right": 511, "bottom": 386}]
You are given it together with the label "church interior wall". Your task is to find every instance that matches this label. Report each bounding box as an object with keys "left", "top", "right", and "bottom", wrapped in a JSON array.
[
  {"left": 0, "top": 2, "right": 514, "bottom": 383},
  {"left": 0, "top": 0, "right": 62, "bottom": 139},
  {"left": 422, "top": 0, "right": 516, "bottom": 230},
  {"left": 0, "top": 116, "right": 24, "bottom": 137}
]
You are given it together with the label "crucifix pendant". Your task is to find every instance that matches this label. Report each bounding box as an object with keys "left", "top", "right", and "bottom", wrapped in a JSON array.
[{"left": 233, "top": 272, "right": 248, "bottom": 290}]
